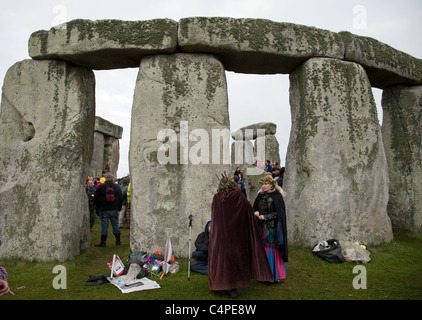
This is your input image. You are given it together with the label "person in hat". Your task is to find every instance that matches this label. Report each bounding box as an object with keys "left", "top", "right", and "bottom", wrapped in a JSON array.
[
  {"left": 208, "top": 175, "right": 273, "bottom": 298},
  {"left": 253, "top": 175, "right": 288, "bottom": 283}
]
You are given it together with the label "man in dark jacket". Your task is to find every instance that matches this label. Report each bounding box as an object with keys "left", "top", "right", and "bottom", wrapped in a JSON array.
[{"left": 94, "top": 173, "right": 123, "bottom": 247}]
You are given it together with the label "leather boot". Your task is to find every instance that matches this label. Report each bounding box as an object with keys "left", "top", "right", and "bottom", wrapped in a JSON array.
[
  {"left": 95, "top": 235, "right": 107, "bottom": 247},
  {"left": 114, "top": 233, "right": 121, "bottom": 245}
]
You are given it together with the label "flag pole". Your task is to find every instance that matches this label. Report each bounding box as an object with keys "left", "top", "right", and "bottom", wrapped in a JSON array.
[{"left": 187, "top": 214, "right": 193, "bottom": 280}]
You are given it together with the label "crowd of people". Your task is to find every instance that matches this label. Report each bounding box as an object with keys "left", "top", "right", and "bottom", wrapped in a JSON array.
[
  {"left": 84, "top": 173, "right": 131, "bottom": 247},
  {"left": 232, "top": 161, "right": 285, "bottom": 196},
  {"left": 190, "top": 161, "right": 288, "bottom": 298},
  {"left": 1, "top": 161, "right": 286, "bottom": 299},
  {"left": 85, "top": 163, "right": 287, "bottom": 299},
  {"left": 206, "top": 167, "right": 288, "bottom": 298}
]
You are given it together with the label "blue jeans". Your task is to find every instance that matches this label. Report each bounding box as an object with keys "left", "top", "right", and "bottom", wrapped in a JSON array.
[{"left": 99, "top": 210, "right": 120, "bottom": 236}]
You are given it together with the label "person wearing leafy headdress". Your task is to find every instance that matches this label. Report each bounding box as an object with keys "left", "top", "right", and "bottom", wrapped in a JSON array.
[
  {"left": 208, "top": 175, "right": 273, "bottom": 298},
  {"left": 253, "top": 175, "right": 288, "bottom": 283}
]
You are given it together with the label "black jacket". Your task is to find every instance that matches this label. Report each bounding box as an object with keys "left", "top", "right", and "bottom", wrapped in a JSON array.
[
  {"left": 195, "top": 221, "right": 211, "bottom": 253},
  {"left": 94, "top": 181, "right": 123, "bottom": 212},
  {"left": 253, "top": 189, "right": 288, "bottom": 262}
]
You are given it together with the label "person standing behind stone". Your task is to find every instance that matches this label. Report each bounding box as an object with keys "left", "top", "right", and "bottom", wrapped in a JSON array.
[
  {"left": 94, "top": 173, "right": 123, "bottom": 247},
  {"left": 121, "top": 180, "right": 131, "bottom": 229},
  {"left": 118, "top": 177, "right": 129, "bottom": 228},
  {"left": 233, "top": 175, "right": 246, "bottom": 198},
  {"left": 265, "top": 160, "right": 272, "bottom": 173},
  {"left": 279, "top": 167, "right": 285, "bottom": 188},
  {"left": 85, "top": 179, "right": 97, "bottom": 231},
  {"left": 233, "top": 167, "right": 241, "bottom": 178}
]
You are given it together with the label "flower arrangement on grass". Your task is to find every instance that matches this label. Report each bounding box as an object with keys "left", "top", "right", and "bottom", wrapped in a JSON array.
[{"left": 142, "top": 255, "right": 161, "bottom": 278}]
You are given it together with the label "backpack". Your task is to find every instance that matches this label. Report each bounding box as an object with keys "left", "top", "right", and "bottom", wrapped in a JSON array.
[{"left": 105, "top": 185, "right": 115, "bottom": 202}]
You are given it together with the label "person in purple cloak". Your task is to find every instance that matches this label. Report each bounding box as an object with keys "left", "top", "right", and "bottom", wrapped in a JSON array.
[{"left": 208, "top": 175, "right": 273, "bottom": 298}]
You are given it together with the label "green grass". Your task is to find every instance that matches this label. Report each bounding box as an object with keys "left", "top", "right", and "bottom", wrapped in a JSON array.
[{"left": 1, "top": 222, "right": 422, "bottom": 301}]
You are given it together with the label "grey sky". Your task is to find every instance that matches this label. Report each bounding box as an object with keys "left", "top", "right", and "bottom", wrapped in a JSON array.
[{"left": 1, "top": 0, "right": 421, "bottom": 177}]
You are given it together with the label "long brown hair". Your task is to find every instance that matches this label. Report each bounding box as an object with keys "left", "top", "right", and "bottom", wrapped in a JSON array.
[{"left": 217, "top": 176, "right": 237, "bottom": 201}]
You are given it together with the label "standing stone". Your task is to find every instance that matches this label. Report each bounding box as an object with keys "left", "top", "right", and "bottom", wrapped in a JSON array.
[
  {"left": 130, "top": 53, "right": 231, "bottom": 257},
  {"left": 90, "top": 131, "right": 105, "bottom": 178},
  {"left": 231, "top": 140, "right": 254, "bottom": 166},
  {"left": 89, "top": 117, "right": 123, "bottom": 178},
  {"left": 382, "top": 86, "right": 422, "bottom": 232},
  {"left": 231, "top": 122, "right": 279, "bottom": 165},
  {"left": 285, "top": 57, "right": 393, "bottom": 246},
  {"left": 231, "top": 122, "right": 277, "bottom": 140},
  {"left": 254, "top": 135, "right": 280, "bottom": 164},
  {"left": 95, "top": 116, "right": 124, "bottom": 140},
  {"left": 230, "top": 122, "right": 280, "bottom": 201},
  {"left": 103, "top": 136, "right": 120, "bottom": 177},
  {"left": 0, "top": 59, "right": 95, "bottom": 261}
]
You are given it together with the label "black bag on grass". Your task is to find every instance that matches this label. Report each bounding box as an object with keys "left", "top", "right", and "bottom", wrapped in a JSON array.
[
  {"left": 312, "top": 239, "right": 345, "bottom": 263},
  {"left": 85, "top": 275, "right": 109, "bottom": 286}
]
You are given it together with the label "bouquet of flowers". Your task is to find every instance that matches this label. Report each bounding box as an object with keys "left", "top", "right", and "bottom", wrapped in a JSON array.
[{"left": 142, "top": 255, "right": 161, "bottom": 278}]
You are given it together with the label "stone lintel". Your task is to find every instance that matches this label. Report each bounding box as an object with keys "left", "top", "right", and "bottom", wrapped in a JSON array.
[
  {"left": 28, "top": 17, "right": 422, "bottom": 88},
  {"left": 178, "top": 17, "right": 345, "bottom": 75},
  {"left": 29, "top": 19, "right": 178, "bottom": 70},
  {"left": 340, "top": 31, "right": 422, "bottom": 89},
  {"left": 231, "top": 122, "right": 277, "bottom": 140},
  {"left": 95, "top": 116, "right": 123, "bottom": 139}
]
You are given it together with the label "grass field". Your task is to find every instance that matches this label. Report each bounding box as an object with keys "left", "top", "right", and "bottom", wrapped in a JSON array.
[{"left": 1, "top": 222, "right": 421, "bottom": 301}]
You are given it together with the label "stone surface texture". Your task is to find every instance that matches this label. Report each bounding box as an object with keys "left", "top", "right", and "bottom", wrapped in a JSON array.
[
  {"left": 285, "top": 58, "right": 393, "bottom": 246},
  {"left": 129, "top": 53, "right": 231, "bottom": 257},
  {"left": 28, "top": 17, "right": 422, "bottom": 86},
  {"left": 178, "top": 17, "right": 344, "bottom": 74},
  {"left": 231, "top": 122, "right": 277, "bottom": 140},
  {"left": 0, "top": 59, "right": 95, "bottom": 261},
  {"left": 340, "top": 31, "right": 422, "bottom": 89},
  {"left": 89, "top": 117, "right": 123, "bottom": 178},
  {"left": 29, "top": 19, "right": 178, "bottom": 70},
  {"left": 382, "top": 85, "right": 422, "bottom": 232}
]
